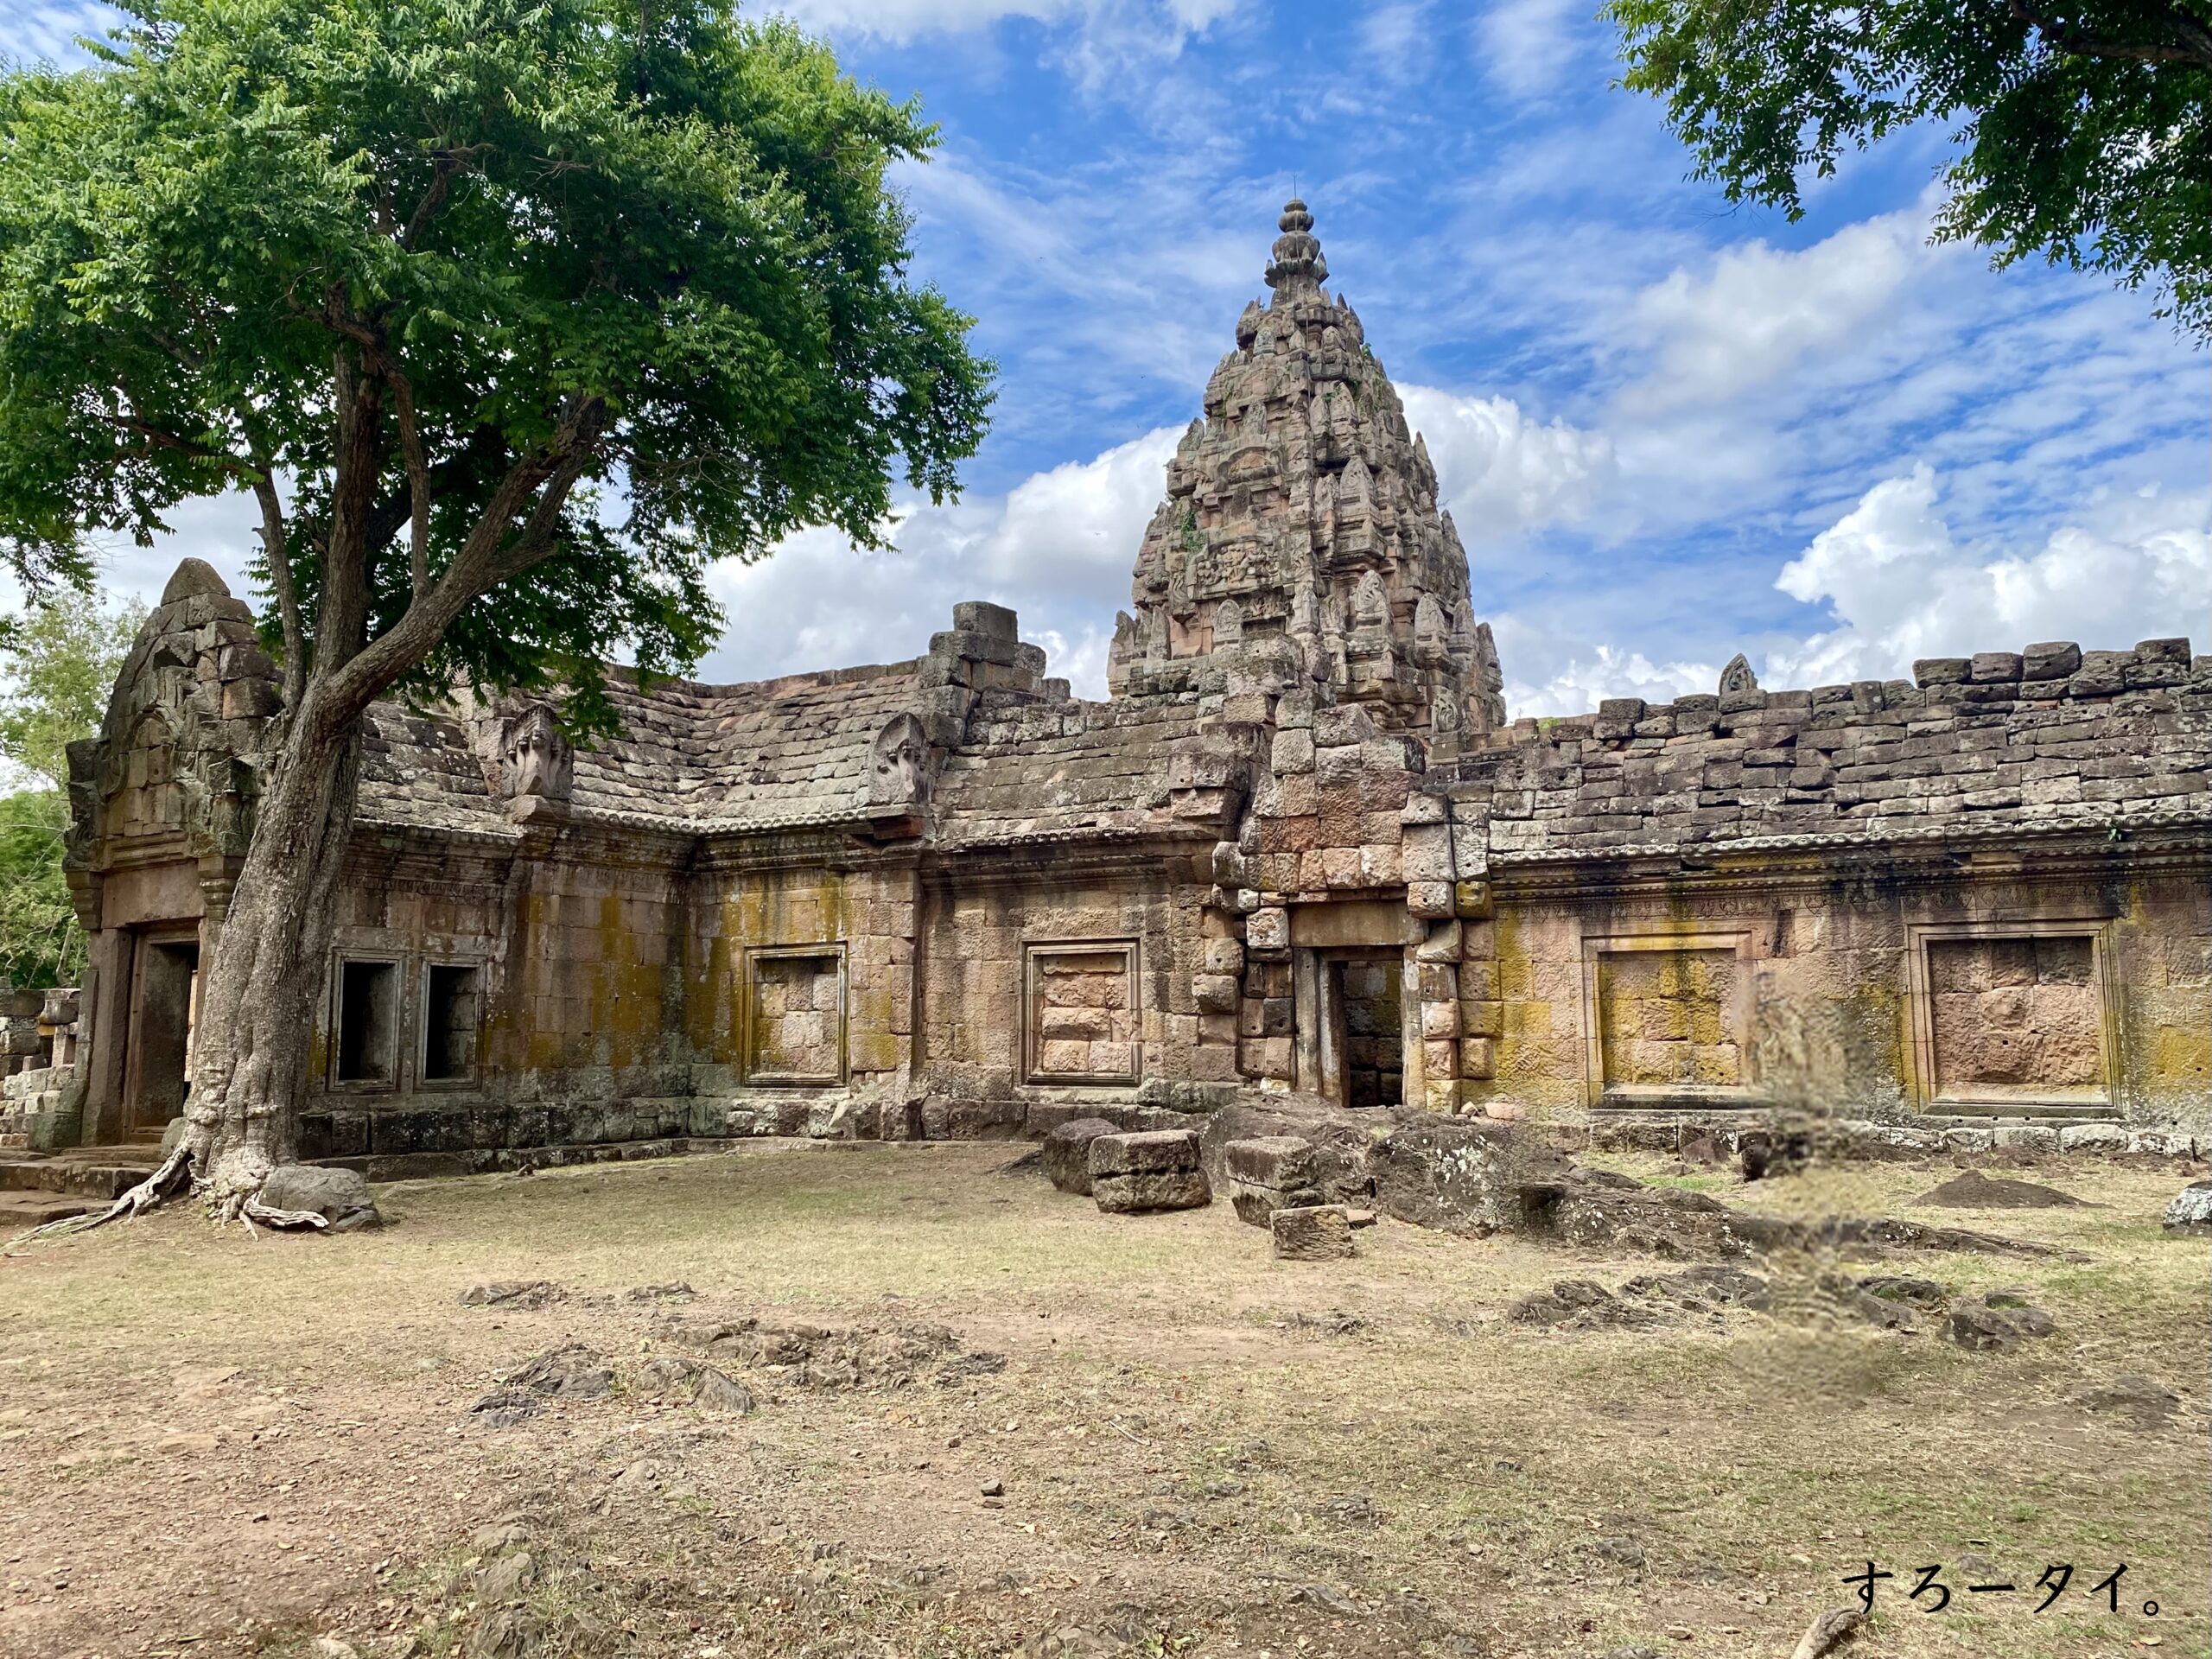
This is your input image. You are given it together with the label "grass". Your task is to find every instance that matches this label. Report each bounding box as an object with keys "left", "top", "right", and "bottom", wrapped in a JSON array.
[{"left": 0, "top": 1141, "right": 2203, "bottom": 1659}]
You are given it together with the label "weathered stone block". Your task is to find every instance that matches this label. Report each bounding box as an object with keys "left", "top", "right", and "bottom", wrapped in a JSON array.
[
  {"left": 1094, "top": 1166, "right": 1211, "bottom": 1213},
  {"left": 2069, "top": 652, "right": 2131, "bottom": 696},
  {"left": 1202, "top": 938, "right": 1245, "bottom": 975},
  {"left": 1420, "top": 999, "right": 1459, "bottom": 1039},
  {"left": 1271, "top": 1204, "right": 1357, "bottom": 1260},
  {"left": 1407, "top": 881, "right": 1454, "bottom": 918},
  {"left": 1247, "top": 907, "right": 1289, "bottom": 952},
  {"left": 1914, "top": 657, "right": 1970, "bottom": 686},
  {"left": 2022, "top": 640, "right": 2081, "bottom": 680},
  {"left": 1459, "top": 1036, "right": 1497, "bottom": 1079},
  {"left": 1415, "top": 920, "right": 1461, "bottom": 962},
  {"left": 1043, "top": 1116, "right": 1121, "bottom": 1195},
  {"left": 1270, "top": 729, "right": 1316, "bottom": 774},
  {"left": 1452, "top": 880, "right": 1493, "bottom": 919},
  {"left": 1225, "top": 1135, "right": 1318, "bottom": 1189},
  {"left": 1090, "top": 1128, "right": 1201, "bottom": 1177},
  {"left": 1194, "top": 973, "right": 1240, "bottom": 1014}
]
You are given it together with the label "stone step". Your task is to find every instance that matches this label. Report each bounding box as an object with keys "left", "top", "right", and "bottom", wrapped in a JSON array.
[
  {"left": 0, "top": 1190, "right": 94, "bottom": 1228},
  {"left": 320, "top": 1135, "right": 741, "bottom": 1185},
  {"left": 0, "top": 1149, "right": 162, "bottom": 1198}
]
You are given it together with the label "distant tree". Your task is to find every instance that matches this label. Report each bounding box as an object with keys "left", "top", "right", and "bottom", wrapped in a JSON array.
[
  {"left": 0, "top": 590, "right": 147, "bottom": 791},
  {"left": 1608, "top": 0, "right": 2212, "bottom": 341},
  {"left": 0, "top": 591, "right": 144, "bottom": 988},
  {"left": 0, "top": 0, "right": 991, "bottom": 1220}
]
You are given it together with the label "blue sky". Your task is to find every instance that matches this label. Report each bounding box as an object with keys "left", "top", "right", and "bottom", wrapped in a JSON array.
[{"left": 8, "top": 0, "right": 2209, "bottom": 714}]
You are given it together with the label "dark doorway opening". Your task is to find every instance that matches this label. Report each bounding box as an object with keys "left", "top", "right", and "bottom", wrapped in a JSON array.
[
  {"left": 124, "top": 936, "right": 200, "bottom": 1138},
  {"left": 1330, "top": 954, "right": 1404, "bottom": 1109}
]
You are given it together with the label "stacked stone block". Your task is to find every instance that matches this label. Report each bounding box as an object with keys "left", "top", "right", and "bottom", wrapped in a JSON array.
[{"left": 1090, "top": 1128, "right": 1211, "bottom": 1212}]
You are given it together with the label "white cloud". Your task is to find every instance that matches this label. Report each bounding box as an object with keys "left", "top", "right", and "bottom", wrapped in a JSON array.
[
  {"left": 772, "top": 0, "right": 1241, "bottom": 57},
  {"left": 1400, "top": 385, "right": 1614, "bottom": 538},
  {"left": 1618, "top": 211, "right": 1935, "bottom": 416},
  {"left": 700, "top": 424, "right": 1182, "bottom": 695},
  {"left": 1358, "top": 1, "right": 1429, "bottom": 80},
  {"left": 1765, "top": 466, "right": 2212, "bottom": 686},
  {"left": 0, "top": 3, "right": 116, "bottom": 64},
  {"left": 1474, "top": 0, "right": 1592, "bottom": 100}
]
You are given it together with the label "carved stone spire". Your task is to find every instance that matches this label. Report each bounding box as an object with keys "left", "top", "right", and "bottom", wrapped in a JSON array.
[
  {"left": 1107, "top": 199, "right": 1503, "bottom": 744},
  {"left": 1264, "top": 198, "right": 1329, "bottom": 301}
]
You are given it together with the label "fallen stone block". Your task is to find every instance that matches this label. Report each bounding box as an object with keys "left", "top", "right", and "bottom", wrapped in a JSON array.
[
  {"left": 1271, "top": 1204, "right": 1357, "bottom": 1260},
  {"left": 1093, "top": 1166, "right": 1211, "bottom": 1213},
  {"left": 461, "top": 1280, "right": 565, "bottom": 1309},
  {"left": 1224, "top": 1135, "right": 1317, "bottom": 1189},
  {"left": 1090, "top": 1128, "right": 1204, "bottom": 1178},
  {"left": 1043, "top": 1116, "right": 1121, "bottom": 1196}
]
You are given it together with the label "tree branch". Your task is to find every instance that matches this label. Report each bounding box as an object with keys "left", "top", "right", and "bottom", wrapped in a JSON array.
[
  {"left": 315, "top": 336, "right": 386, "bottom": 681},
  {"left": 400, "top": 146, "right": 490, "bottom": 250},
  {"left": 2010, "top": 0, "right": 2212, "bottom": 67},
  {"left": 309, "top": 396, "right": 608, "bottom": 734},
  {"left": 245, "top": 452, "right": 307, "bottom": 709},
  {"left": 388, "top": 365, "right": 432, "bottom": 599}
]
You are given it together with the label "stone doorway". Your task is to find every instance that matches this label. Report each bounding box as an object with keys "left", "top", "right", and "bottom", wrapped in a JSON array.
[
  {"left": 121, "top": 931, "right": 200, "bottom": 1141},
  {"left": 1329, "top": 955, "right": 1404, "bottom": 1109}
]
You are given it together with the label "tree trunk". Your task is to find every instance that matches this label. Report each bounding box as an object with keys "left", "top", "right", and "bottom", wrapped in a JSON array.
[{"left": 180, "top": 706, "right": 365, "bottom": 1215}]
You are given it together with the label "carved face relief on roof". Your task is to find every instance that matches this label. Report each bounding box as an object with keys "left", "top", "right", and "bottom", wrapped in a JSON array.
[
  {"left": 501, "top": 702, "right": 573, "bottom": 802},
  {"left": 868, "top": 712, "right": 931, "bottom": 808}
]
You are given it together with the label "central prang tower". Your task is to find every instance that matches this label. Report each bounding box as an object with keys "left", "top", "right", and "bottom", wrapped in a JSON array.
[{"left": 1107, "top": 200, "right": 1504, "bottom": 747}]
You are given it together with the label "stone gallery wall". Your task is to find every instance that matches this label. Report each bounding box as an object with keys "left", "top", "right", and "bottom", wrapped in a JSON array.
[
  {"left": 914, "top": 855, "right": 1224, "bottom": 1116},
  {"left": 1452, "top": 860, "right": 2209, "bottom": 1129},
  {"left": 57, "top": 206, "right": 2212, "bottom": 1159}
]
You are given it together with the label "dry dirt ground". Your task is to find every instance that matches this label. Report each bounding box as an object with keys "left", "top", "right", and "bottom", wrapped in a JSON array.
[{"left": 0, "top": 1140, "right": 2204, "bottom": 1659}]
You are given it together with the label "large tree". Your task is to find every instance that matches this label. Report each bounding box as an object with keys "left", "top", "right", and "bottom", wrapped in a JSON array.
[
  {"left": 1607, "top": 0, "right": 2212, "bottom": 342},
  {"left": 0, "top": 0, "right": 990, "bottom": 1218}
]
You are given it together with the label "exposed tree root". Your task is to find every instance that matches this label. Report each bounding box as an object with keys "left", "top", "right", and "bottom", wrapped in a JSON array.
[
  {"left": 15, "top": 1147, "right": 335, "bottom": 1244},
  {"left": 1789, "top": 1606, "right": 1864, "bottom": 1659},
  {"left": 27, "top": 1146, "right": 196, "bottom": 1240},
  {"left": 238, "top": 1198, "right": 330, "bottom": 1236}
]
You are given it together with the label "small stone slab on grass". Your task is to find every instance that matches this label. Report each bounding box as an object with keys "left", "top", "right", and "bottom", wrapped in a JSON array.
[{"left": 1272, "top": 1204, "right": 1357, "bottom": 1261}]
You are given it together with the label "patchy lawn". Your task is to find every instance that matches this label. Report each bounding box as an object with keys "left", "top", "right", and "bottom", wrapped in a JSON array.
[{"left": 0, "top": 1140, "right": 2204, "bottom": 1659}]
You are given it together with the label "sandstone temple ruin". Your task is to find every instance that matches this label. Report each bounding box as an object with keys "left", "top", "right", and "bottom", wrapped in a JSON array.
[{"left": 38, "top": 202, "right": 2212, "bottom": 1166}]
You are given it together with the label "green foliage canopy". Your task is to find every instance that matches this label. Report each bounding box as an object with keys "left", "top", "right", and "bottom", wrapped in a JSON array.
[
  {"left": 1608, "top": 0, "right": 2212, "bottom": 342},
  {"left": 0, "top": 0, "right": 993, "bottom": 736}
]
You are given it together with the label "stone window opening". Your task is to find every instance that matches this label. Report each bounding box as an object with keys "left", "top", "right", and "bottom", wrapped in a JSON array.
[
  {"left": 1905, "top": 921, "right": 2118, "bottom": 1115},
  {"left": 334, "top": 959, "right": 400, "bottom": 1087},
  {"left": 421, "top": 963, "right": 483, "bottom": 1085},
  {"left": 743, "top": 945, "right": 848, "bottom": 1086},
  {"left": 1022, "top": 942, "right": 1141, "bottom": 1087}
]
